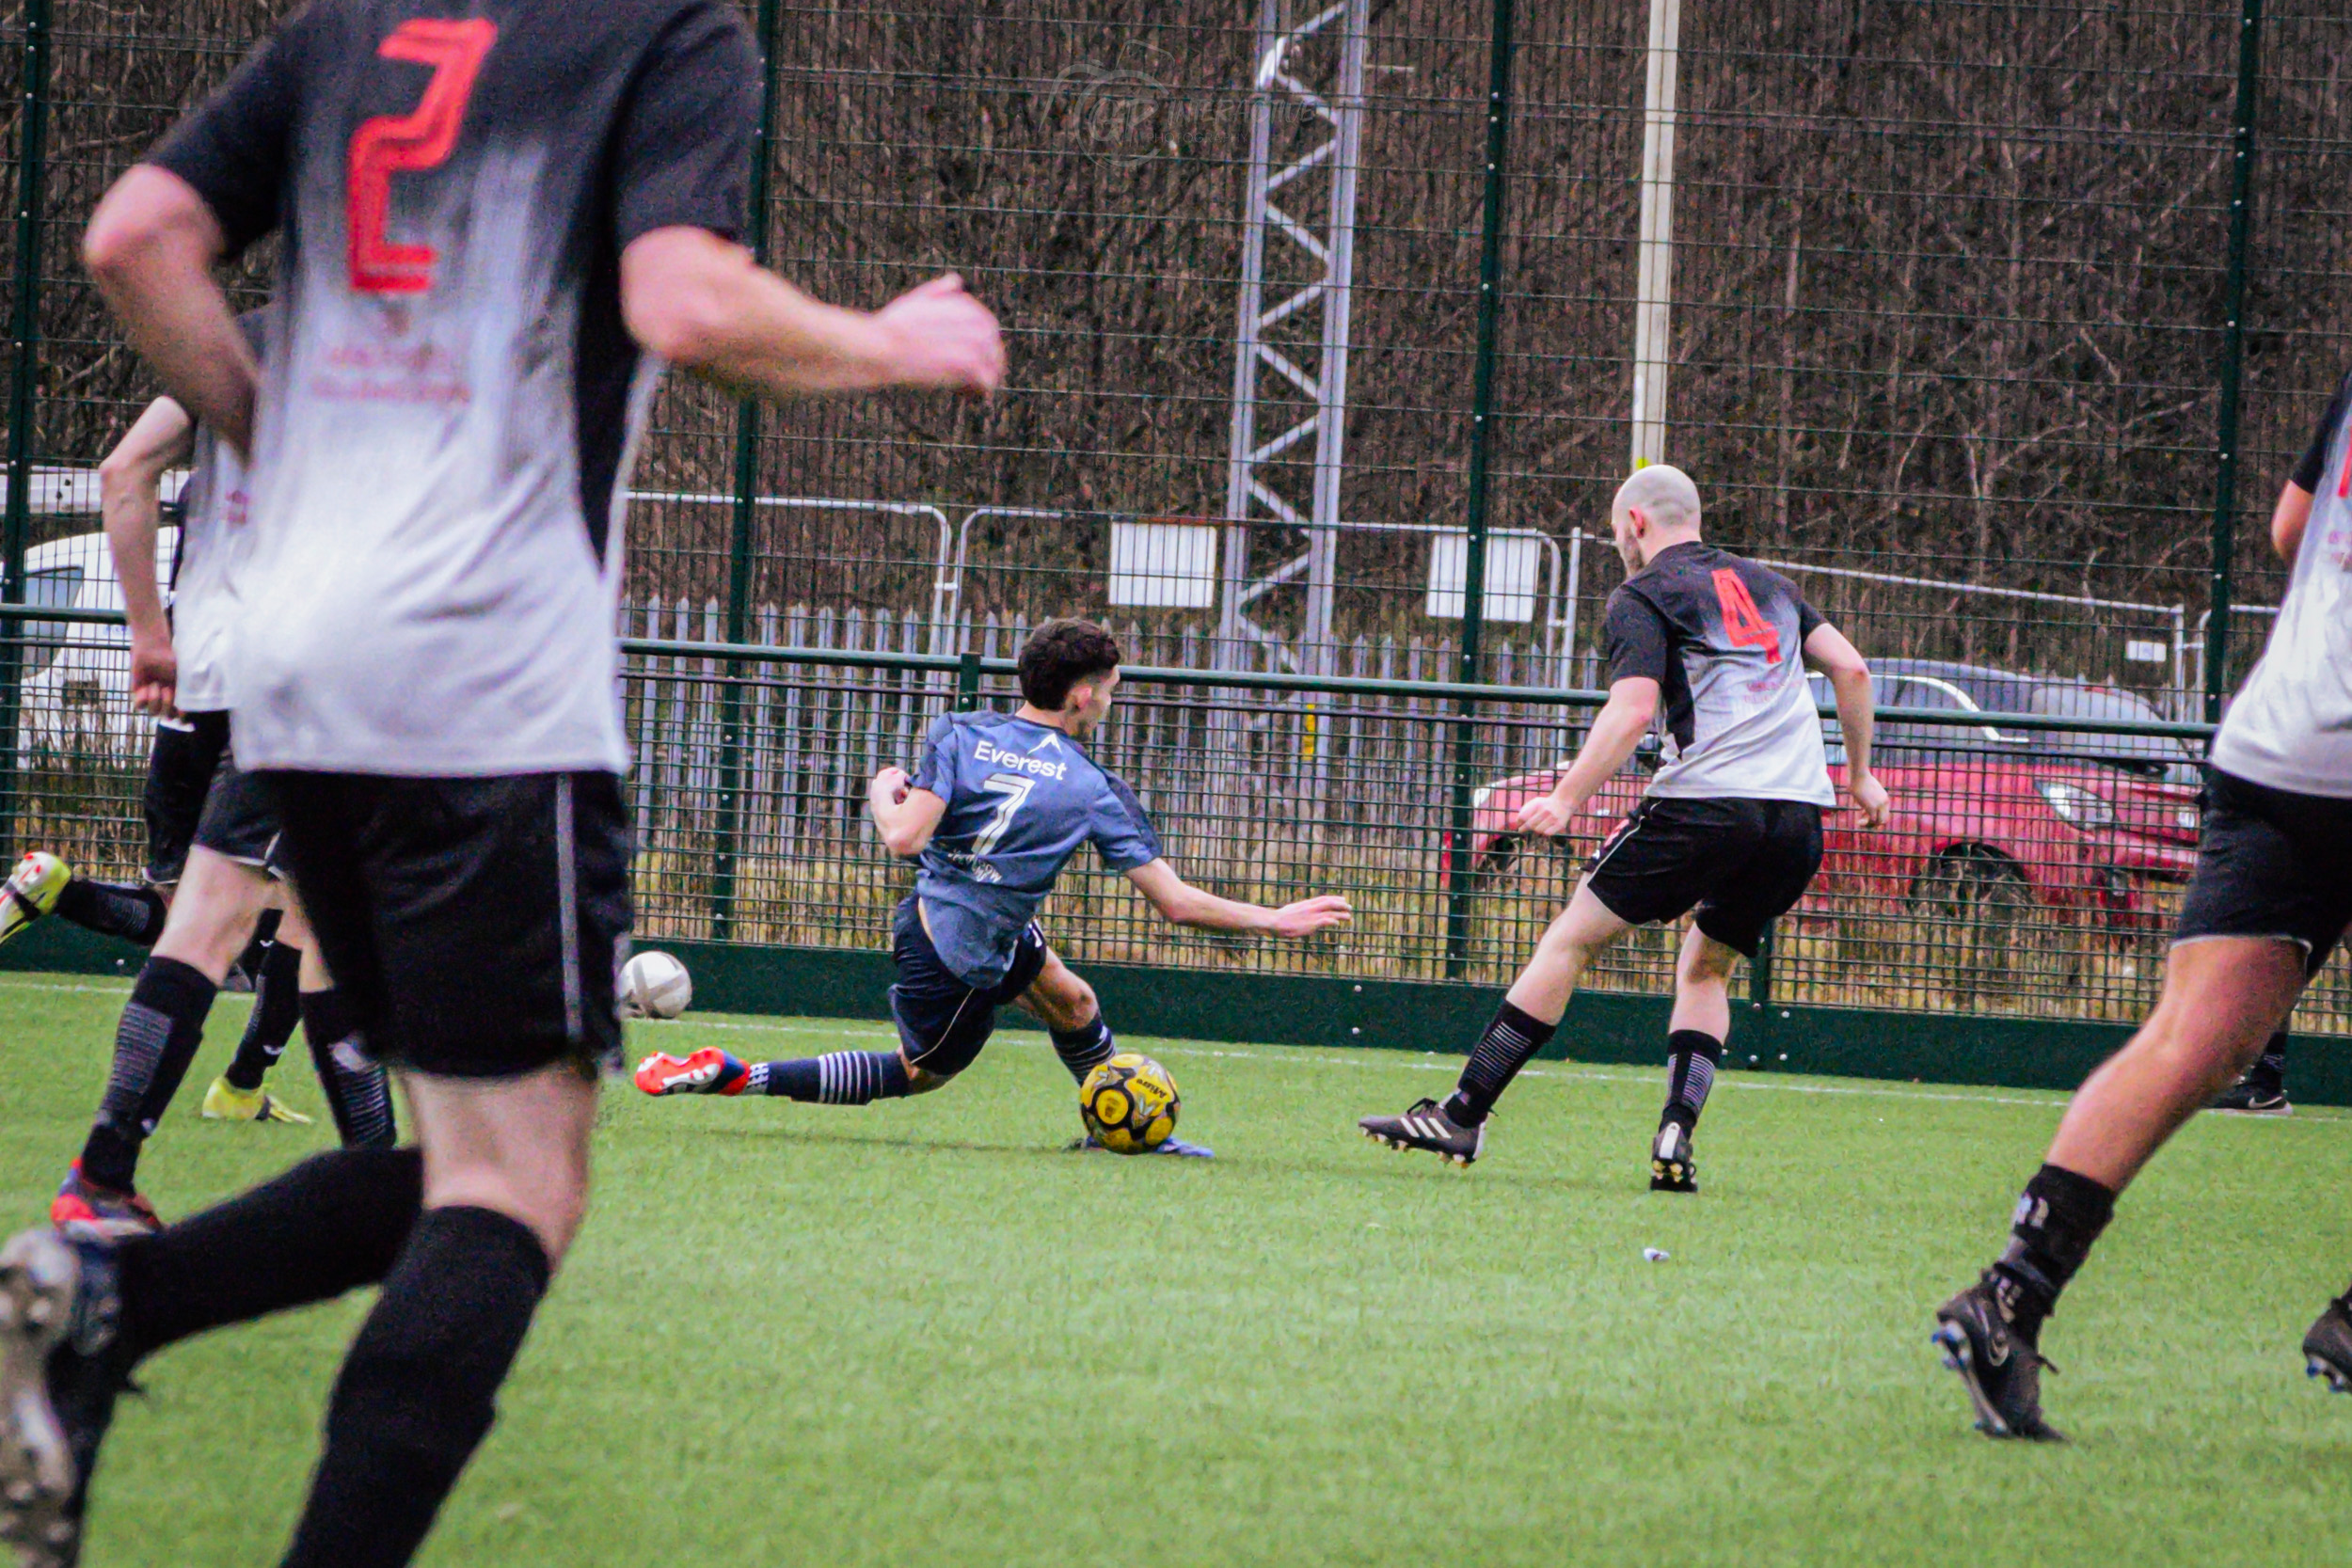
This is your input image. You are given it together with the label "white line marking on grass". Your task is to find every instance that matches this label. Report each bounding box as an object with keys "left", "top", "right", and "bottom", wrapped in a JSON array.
[
  {"left": 0, "top": 976, "right": 133, "bottom": 996},
  {"left": 642, "top": 1016, "right": 900, "bottom": 1044},
  {"left": 1115, "top": 1040, "right": 2074, "bottom": 1112}
]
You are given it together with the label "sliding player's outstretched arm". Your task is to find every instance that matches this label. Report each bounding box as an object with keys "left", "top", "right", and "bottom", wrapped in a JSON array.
[
  {"left": 1801, "top": 621, "right": 1890, "bottom": 827},
  {"left": 1123, "top": 859, "right": 1351, "bottom": 939},
  {"left": 1512, "top": 676, "right": 1660, "bottom": 839},
  {"left": 98, "top": 395, "right": 194, "bottom": 716}
]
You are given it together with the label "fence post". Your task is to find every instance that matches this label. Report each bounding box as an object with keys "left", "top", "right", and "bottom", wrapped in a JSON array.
[
  {"left": 2203, "top": 0, "right": 2263, "bottom": 724},
  {"left": 1442, "top": 0, "right": 1517, "bottom": 979},
  {"left": 0, "top": 0, "right": 55, "bottom": 855},
  {"left": 710, "top": 0, "right": 782, "bottom": 940},
  {"left": 954, "top": 649, "right": 981, "bottom": 711}
]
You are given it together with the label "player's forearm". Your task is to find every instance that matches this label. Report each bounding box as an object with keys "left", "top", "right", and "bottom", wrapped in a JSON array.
[
  {"left": 867, "top": 798, "right": 930, "bottom": 858},
  {"left": 642, "top": 256, "right": 908, "bottom": 398},
  {"left": 1160, "top": 887, "right": 1272, "bottom": 935},
  {"left": 85, "top": 172, "right": 255, "bottom": 454},
  {"left": 1553, "top": 699, "right": 1652, "bottom": 812},
  {"left": 101, "top": 479, "right": 169, "bottom": 645},
  {"left": 1830, "top": 666, "right": 1876, "bottom": 781}
]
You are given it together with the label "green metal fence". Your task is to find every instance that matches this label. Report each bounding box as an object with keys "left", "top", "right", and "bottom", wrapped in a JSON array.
[
  {"left": 9, "top": 603, "right": 2345, "bottom": 1037},
  {"left": 2, "top": 1, "right": 2349, "bottom": 1038}
]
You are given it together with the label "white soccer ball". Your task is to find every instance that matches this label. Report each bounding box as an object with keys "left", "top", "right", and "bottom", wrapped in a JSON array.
[{"left": 621, "top": 950, "right": 692, "bottom": 1020}]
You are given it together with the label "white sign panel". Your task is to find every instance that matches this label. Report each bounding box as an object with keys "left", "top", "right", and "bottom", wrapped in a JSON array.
[
  {"left": 1107, "top": 520, "right": 1219, "bottom": 609},
  {"left": 1426, "top": 531, "right": 1540, "bottom": 624}
]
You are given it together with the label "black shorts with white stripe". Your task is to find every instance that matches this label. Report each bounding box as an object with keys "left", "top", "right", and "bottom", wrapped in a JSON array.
[
  {"left": 141, "top": 710, "right": 230, "bottom": 886},
  {"left": 262, "top": 770, "right": 633, "bottom": 1079}
]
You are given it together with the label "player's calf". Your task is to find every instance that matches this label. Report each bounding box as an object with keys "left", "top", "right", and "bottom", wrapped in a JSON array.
[{"left": 1650, "top": 1029, "right": 1721, "bottom": 1194}]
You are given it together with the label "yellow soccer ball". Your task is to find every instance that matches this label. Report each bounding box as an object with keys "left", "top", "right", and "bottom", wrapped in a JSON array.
[{"left": 1079, "top": 1053, "right": 1181, "bottom": 1154}]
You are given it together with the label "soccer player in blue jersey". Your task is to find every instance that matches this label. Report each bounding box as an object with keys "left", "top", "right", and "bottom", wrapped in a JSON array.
[{"left": 634, "top": 619, "right": 1352, "bottom": 1153}]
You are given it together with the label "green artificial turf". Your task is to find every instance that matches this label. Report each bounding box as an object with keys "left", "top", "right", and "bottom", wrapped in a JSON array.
[{"left": 4, "top": 971, "right": 2351, "bottom": 1566}]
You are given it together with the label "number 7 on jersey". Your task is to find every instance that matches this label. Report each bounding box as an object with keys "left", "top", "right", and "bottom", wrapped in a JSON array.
[{"left": 972, "top": 774, "right": 1035, "bottom": 859}]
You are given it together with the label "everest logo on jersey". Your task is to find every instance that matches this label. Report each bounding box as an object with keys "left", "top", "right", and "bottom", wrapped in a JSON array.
[{"left": 974, "top": 738, "right": 1069, "bottom": 779}]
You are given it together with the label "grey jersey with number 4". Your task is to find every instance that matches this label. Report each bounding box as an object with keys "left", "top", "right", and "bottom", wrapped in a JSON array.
[
  {"left": 145, "top": 0, "right": 758, "bottom": 775},
  {"left": 2213, "top": 371, "right": 2352, "bottom": 798},
  {"left": 910, "top": 710, "right": 1163, "bottom": 988},
  {"left": 1602, "top": 541, "right": 1836, "bottom": 806}
]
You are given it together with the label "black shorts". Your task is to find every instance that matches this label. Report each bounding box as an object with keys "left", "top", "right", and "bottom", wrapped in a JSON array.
[
  {"left": 2176, "top": 768, "right": 2352, "bottom": 976},
  {"left": 141, "top": 711, "right": 230, "bottom": 886},
  {"left": 262, "top": 770, "right": 634, "bottom": 1080},
  {"left": 192, "top": 754, "right": 285, "bottom": 875},
  {"left": 888, "top": 895, "right": 1049, "bottom": 1079},
  {"left": 1583, "top": 796, "right": 1825, "bottom": 957}
]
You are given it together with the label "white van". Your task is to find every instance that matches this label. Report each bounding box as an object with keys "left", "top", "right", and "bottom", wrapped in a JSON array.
[{"left": 20, "top": 524, "right": 180, "bottom": 757}]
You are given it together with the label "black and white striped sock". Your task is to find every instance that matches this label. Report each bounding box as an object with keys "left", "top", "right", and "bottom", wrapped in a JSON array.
[
  {"left": 1051, "top": 1017, "right": 1115, "bottom": 1083},
  {"left": 1443, "top": 1000, "right": 1556, "bottom": 1127},
  {"left": 762, "top": 1051, "right": 912, "bottom": 1104},
  {"left": 1661, "top": 1030, "right": 1724, "bottom": 1132}
]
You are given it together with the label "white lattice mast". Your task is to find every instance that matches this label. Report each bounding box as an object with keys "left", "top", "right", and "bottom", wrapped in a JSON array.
[{"left": 1219, "top": 0, "right": 1369, "bottom": 674}]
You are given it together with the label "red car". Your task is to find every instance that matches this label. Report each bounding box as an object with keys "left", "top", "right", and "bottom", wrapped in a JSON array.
[{"left": 1459, "top": 660, "right": 2201, "bottom": 932}]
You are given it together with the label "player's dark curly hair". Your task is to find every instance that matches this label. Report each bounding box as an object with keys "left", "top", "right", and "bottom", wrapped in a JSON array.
[{"left": 1018, "top": 618, "right": 1123, "bottom": 709}]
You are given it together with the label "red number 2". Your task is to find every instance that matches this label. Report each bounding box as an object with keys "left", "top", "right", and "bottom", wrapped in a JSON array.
[
  {"left": 1711, "top": 568, "right": 1783, "bottom": 664},
  {"left": 346, "top": 19, "right": 497, "bottom": 295}
]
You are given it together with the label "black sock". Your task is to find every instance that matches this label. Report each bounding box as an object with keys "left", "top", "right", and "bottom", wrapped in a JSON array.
[
  {"left": 223, "top": 939, "right": 303, "bottom": 1091},
  {"left": 301, "top": 989, "right": 399, "bottom": 1148},
  {"left": 233, "top": 908, "right": 283, "bottom": 981},
  {"left": 1443, "top": 1000, "right": 1556, "bottom": 1127},
  {"left": 53, "top": 877, "right": 167, "bottom": 946},
  {"left": 752, "top": 1051, "right": 913, "bottom": 1103},
  {"left": 1661, "top": 1030, "right": 1724, "bottom": 1133},
  {"left": 80, "top": 956, "right": 216, "bottom": 1191},
  {"left": 116, "top": 1147, "right": 422, "bottom": 1359},
  {"left": 280, "top": 1206, "right": 550, "bottom": 1568},
  {"left": 2250, "top": 1031, "right": 2289, "bottom": 1093},
  {"left": 1051, "top": 1017, "right": 1115, "bottom": 1083},
  {"left": 1990, "top": 1163, "right": 2117, "bottom": 1343}
]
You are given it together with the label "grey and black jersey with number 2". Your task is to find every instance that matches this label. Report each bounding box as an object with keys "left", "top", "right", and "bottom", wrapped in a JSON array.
[
  {"left": 1602, "top": 541, "right": 1836, "bottom": 806},
  {"left": 909, "top": 711, "right": 1164, "bottom": 990},
  {"left": 144, "top": 0, "right": 760, "bottom": 777}
]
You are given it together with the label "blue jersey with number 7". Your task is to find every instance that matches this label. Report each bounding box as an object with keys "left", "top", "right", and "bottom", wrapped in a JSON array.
[{"left": 908, "top": 709, "right": 1163, "bottom": 987}]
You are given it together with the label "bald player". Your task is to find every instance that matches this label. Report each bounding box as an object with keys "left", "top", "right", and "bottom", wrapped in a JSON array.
[{"left": 1359, "top": 466, "right": 1889, "bottom": 1186}]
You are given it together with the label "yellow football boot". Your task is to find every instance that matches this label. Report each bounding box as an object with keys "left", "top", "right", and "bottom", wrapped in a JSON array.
[
  {"left": 0, "top": 850, "right": 68, "bottom": 947},
  {"left": 200, "top": 1077, "right": 312, "bottom": 1124}
]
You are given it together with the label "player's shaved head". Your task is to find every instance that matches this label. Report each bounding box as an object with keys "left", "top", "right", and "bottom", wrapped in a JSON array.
[
  {"left": 1612, "top": 465, "right": 1702, "bottom": 533},
  {"left": 1608, "top": 464, "right": 1704, "bottom": 572}
]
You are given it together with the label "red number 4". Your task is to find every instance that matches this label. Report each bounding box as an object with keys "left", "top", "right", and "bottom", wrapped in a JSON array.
[
  {"left": 346, "top": 19, "right": 497, "bottom": 295},
  {"left": 1711, "top": 568, "right": 1783, "bottom": 664}
]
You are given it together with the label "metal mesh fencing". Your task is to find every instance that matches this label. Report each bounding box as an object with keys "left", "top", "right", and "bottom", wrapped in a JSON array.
[
  {"left": 3, "top": 1, "right": 2351, "bottom": 1036},
  {"left": 9, "top": 606, "right": 2348, "bottom": 1032}
]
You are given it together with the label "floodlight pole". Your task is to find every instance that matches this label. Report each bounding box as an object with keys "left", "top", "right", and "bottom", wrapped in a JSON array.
[{"left": 1629, "top": 0, "right": 1680, "bottom": 469}]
